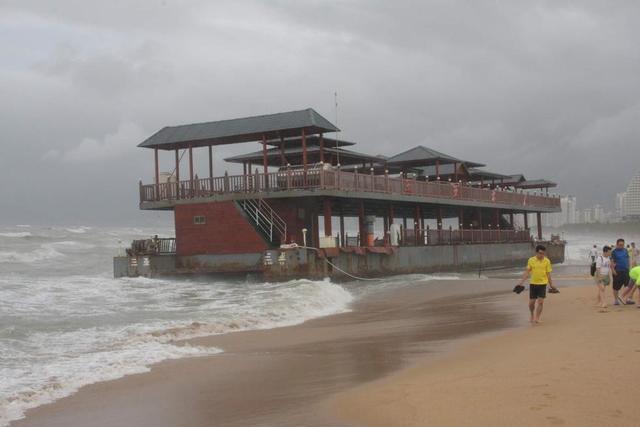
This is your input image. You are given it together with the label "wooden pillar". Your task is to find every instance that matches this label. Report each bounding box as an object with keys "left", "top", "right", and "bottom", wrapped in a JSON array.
[
  {"left": 477, "top": 208, "right": 483, "bottom": 229},
  {"left": 174, "top": 149, "right": 180, "bottom": 199},
  {"left": 261, "top": 134, "right": 268, "bottom": 175},
  {"left": 358, "top": 200, "right": 365, "bottom": 247},
  {"left": 495, "top": 208, "right": 500, "bottom": 227},
  {"left": 509, "top": 212, "right": 514, "bottom": 228},
  {"left": 453, "top": 162, "right": 458, "bottom": 181},
  {"left": 524, "top": 212, "right": 529, "bottom": 230},
  {"left": 402, "top": 216, "right": 407, "bottom": 244},
  {"left": 302, "top": 129, "right": 307, "bottom": 170},
  {"left": 436, "top": 207, "right": 443, "bottom": 230},
  {"left": 208, "top": 145, "right": 213, "bottom": 192},
  {"left": 388, "top": 204, "right": 394, "bottom": 224},
  {"left": 154, "top": 147, "right": 160, "bottom": 200},
  {"left": 243, "top": 162, "right": 247, "bottom": 176},
  {"left": 435, "top": 159, "right": 440, "bottom": 179},
  {"left": 339, "top": 210, "right": 345, "bottom": 247},
  {"left": 188, "top": 144, "right": 194, "bottom": 197},
  {"left": 312, "top": 207, "right": 320, "bottom": 248},
  {"left": 319, "top": 133, "right": 325, "bottom": 163},
  {"left": 459, "top": 208, "right": 464, "bottom": 229},
  {"left": 280, "top": 136, "right": 286, "bottom": 167},
  {"left": 323, "top": 197, "right": 332, "bottom": 237},
  {"left": 536, "top": 212, "right": 542, "bottom": 240},
  {"left": 414, "top": 205, "right": 421, "bottom": 245}
]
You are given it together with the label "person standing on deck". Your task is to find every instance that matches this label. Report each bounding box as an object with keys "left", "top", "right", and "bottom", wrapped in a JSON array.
[
  {"left": 589, "top": 245, "right": 598, "bottom": 277},
  {"left": 516, "top": 244, "right": 558, "bottom": 323},
  {"left": 611, "top": 238, "right": 633, "bottom": 305}
]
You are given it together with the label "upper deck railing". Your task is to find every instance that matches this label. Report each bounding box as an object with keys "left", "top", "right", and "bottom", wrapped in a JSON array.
[{"left": 140, "top": 169, "right": 560, "bottom": 210}]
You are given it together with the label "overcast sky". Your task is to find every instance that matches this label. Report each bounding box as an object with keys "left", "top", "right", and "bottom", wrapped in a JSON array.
[{"left": 1, "top": 0, "right": 639, "bottom": 225}]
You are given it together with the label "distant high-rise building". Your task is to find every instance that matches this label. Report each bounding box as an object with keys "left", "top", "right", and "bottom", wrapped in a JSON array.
[
  {"left": 616, "top": 192, "right": 626, "bottom": 218},
  {"left": 566, "top": 196, "right": 577, "bottom": 224},
  {"left": 593, "top": 204, "right": 604, "bottom": 223},
  {"left": 623, "top": 170, "right": 640, "bottom": 219}
]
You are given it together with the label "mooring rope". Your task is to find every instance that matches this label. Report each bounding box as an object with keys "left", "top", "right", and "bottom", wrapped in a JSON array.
[{"left": 294, "top": 245, "right": 382, "bottom": 282}]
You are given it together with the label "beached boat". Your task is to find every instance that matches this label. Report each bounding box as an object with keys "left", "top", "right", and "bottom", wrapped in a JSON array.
[{"left": 114, "top": 108, "right": 564, "bottom": 279}]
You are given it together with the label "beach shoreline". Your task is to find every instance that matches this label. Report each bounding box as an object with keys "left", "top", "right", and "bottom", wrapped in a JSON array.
[
  {"left": 10, "top": 275, "right": 530, "bottom": 427},
  {"left": 330, "top": 283, "right": 640, "bottom": 427}
]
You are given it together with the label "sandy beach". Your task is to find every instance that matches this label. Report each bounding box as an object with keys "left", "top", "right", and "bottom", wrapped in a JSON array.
[
  {"left": 331, "top": 282, "right": 640, "bottom": 427},
  {"left": 12, "top": 270, "right": 635, "bottom": 427}
]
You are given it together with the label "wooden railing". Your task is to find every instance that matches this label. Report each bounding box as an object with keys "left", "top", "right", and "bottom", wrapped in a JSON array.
[{"left": 140, "top": 169, "right": 560, "bottom": 210}]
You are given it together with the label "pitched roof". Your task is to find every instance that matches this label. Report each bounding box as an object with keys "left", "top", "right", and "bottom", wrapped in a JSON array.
[
  {"left": 515, "top": 179, "right": 557, "bottom": 189},
  {"left": 264, "top": 134, "right": 354, "bottom": 147},
  {"left": 138, "top": 108, "right": 339, "bottom": 150},
  {"left": 467, "top": 168, "right": 511, "bottom": 180},
  {"left": 224, "top": 145, "right": 381, "bottom": 166},
  {"left": 386, "top": 145, "right": 484, "bottom": 168}
]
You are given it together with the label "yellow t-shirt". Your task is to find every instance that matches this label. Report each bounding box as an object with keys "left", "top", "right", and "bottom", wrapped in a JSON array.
[{"left": 527, "top": 256, "right": 552, "bottom": 285}]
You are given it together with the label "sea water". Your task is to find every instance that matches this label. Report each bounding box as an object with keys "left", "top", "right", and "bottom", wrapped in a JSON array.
[{"left": 0, "top": 224, "right": 626, "bottom": 425}]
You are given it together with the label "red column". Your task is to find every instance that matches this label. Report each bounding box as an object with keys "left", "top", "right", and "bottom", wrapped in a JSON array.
[
  {"left": 279, "top": 136, "right": 286, "bottom": 166},
  {"left": 302, "top": 129, "right": 307, "bottom": 170},
  {"left": 319, "top": 133, "right": 325, "bottom": 163},
  {"left": 262, "top": 134, "right": 268, "bottom": 175},
  {"left": 188, "top": 145, "right": 194, "bottom": 197},
  {"left": 453, "top": 162, "right": 458, "bottom": 181},
  {"left": 323, "top": 197, "right": 332, "bottom": 237},
  {"left": 358, "top": 200, "right": 365, "bottom": 247},
  {"left": 174, "top": 149, "right": 180, "bottom": 199},
  {"left": 524, "top": 212, "right": 529, "bottom": 230},
  {"left": 537, "top": 212, "right": 542, "bottom": 240},
  {"left": 208, "top": 145, "right": 213, "bottom": 191},
  {"left": 435, "top": 159, "right": 440, "bottom": 179},
  {"left": 509, "top": 212, "right": 514, "bottom": 228},
  {"left": 414, "top": 205, "right": 421, "bottom": 245},
  {"left": 154, "top": 147, "right": 160, "bottom": 200},
  {"left": 339, "top": 211, "right": 345, "bottom": 246},
  {"left": 436, "top": 207, "right": 443, "bottom": 230}
]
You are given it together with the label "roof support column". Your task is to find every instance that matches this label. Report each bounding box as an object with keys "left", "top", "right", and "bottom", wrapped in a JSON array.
[
  {"left": 435, "top": 160, "right": 440, "bottom": 180},
  {"left": 414, "top": 205, "right": 421, "bottom": 246},
  {"left": 208, "top": 145, "right": 213, "bottom": 193},
  {"left": 437, "top": 207, "right": 443, "bottom": 230},
  {"left": 319, "top": 133, "right": 325, "bottom": 163},
  {"left": 509, "top": 212, "right": 514, "bottom": 229},
  {"left": 154, "top": 147, "right": 160, "bottom": 201},
  {"left": 302, "top": 129, "right": 307, "bottom": 185},
  {"left": 339, "top": 210, "right": 345, "bottom": 247},
  {"left": 453, "top": 162, "right": 458, "bottom": 182},
  {"left": 477, "top": 208, "right": 483, "bottom": 229},
  {"left": 188, "top": 144, "right": 194, "bottom": 198},
  {"left": 524, "top": 212, "right": 529, "bottom": 231},
  {"left": 262, "top": 134, "right": 268, "bottom": 185},
  {"left": 323, "top": 197, "right": 332, "bottom": 237},
  {"left": 174, "top": 149, "right": 180, "bottom": 199},
  {"left": 358, "top": 201, "right": 365, "bottom": 247},
  {"left": 279, "top": 136, "right": 286, "bottom": 167},
  {"left": 537, "top": 212, "right": 542, "bottom": 240}
]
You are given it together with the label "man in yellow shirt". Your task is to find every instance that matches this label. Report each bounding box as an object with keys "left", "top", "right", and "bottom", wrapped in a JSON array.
[{"left": 516, "top": 244, "right": 558, "bottom": 323}]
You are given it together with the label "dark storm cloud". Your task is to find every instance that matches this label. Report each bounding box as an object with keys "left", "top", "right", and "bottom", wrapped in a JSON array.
[{"left": 1, "top": 0, "right": 639, "bottom": 224}]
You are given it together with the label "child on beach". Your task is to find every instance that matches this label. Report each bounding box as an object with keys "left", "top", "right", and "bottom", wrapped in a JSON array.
[
  {"left": 595, "top": 246, "right": 611, "bottom": 308},
  {"left": 515, "top": 244, "right": 558, "bottom": 323}
]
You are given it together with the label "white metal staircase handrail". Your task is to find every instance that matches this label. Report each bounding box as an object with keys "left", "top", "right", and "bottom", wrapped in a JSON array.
[{"left": 240, "top": 198, "right": 287, "bottom": 244}]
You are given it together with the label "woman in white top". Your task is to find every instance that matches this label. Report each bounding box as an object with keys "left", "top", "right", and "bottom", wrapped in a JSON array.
[{"left": 595, "top": 246, "right": 612, "bottom": 309}]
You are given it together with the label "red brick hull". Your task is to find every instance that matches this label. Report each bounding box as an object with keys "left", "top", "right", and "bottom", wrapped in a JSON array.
[{"left": 174, "top": 201, "right": 268, "bottom": 256}]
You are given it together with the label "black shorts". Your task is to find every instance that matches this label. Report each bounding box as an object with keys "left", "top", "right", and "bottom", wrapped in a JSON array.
[
  {"left": 613, "top": 270, "right": 630, "bottom": 291},
  {"left": 590, "top": 263, "right": 596, "bottom": 277},
  {"left": 530, "top": 284, "right": 547, "bottom": 299}
]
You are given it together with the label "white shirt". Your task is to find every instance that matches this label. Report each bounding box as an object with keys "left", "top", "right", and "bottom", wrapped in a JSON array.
[
  {"left": 589, "top": 248, "right": 598, "bottom": 262},
  {"left": 596, "top": 255, "right": 611, "bottom": 276}
]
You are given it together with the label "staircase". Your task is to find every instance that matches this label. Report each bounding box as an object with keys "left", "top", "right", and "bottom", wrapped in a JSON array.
[{"left": 237, "top": 199, "right": 287, "bottom": 246}]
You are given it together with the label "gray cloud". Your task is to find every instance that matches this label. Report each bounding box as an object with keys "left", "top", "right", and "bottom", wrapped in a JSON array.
[{"left": 1, "top": 0, "right": 639, "bottom": 225}]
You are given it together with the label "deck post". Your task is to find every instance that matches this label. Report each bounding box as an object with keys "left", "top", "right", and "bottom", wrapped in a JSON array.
[
  {"left": 208, "top": 145, "right": 213, "bottom": 194},
  {"left": 323, "top": 197, "right": 332, "bottom": 237},
  {"left": 477, "top": 208, "right": 483, "bottom": 230},
  {"left": 319, "top": 133, "right": 325, "bottom": 163},
  {"left": 302, "top": 128, "right": 307, "bottom": 183},
  {"left": 414, "top": 205, "right": 421, "bottom": 245},
  {"left": 262, "top": 134, "right": 268, "bottom": 189},
  {"left": 280, "top": 136, "right": 286, "bottom": 166},
  {"left": 537, "top": 212, "right": 542, "bottom": 240},
  {"left": 435, "top": 159, "right": 440, "bottom": 180},
  {"left": 358, "top": 201, "right": 365, "bottom": 247},
  {"left": 174, "top": 149, "right": 180, "bottom": 199},
  {"left": 402, "top": 216, "right": 407, "bottom": 245},
  {"left": 524, "top": 212, "right": 529, "bottom": 232},
  {"left": 388, "top": 204, "right": 394, "bottom": 225},
  {"left": 154, "top": 147, "right": 159, "bottom": 201},
  {"left": 420, "top": 214, "right": 425, "bottom": 245},
  {"left": 495, "top": 208, "right": 500, "bottom": 228},
  {"left": 437, "top": 207, "right": 443, "bottom": 230},
  {"left": 453, "top": 162, "right": 458, "bottom": 182},
  {"left": 340, "top": 210, "right": 345, "bottom": 247},
  {"left": 188, "top": 144, "right": 194, "bottom": 198},
  {"left": 509, "top": 212, "right": 514, "bottom": 228}
]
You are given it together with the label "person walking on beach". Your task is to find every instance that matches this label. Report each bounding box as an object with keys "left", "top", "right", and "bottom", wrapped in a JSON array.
[
  {"left": 589, "top": 245, "right": 598, "bottom": 277},
  {"left": 595, "top": 246, "right": 612, "bottom": 308},
  {"left": 516, "top": 244, "right": 558, "bottom": 323},
  {"left": 629, "top": 265, "right": 640, "bottom": 308},
  {"left": 611, "top": 238, "right": 633, "bottom": 306}
]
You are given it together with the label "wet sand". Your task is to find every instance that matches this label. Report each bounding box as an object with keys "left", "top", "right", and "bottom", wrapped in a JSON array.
[
  {"left": 12, "top": 276, "right": 528, "bottom": 427},
  {"left": 331, "top": 280, "right": 640, "bottom": 427}
]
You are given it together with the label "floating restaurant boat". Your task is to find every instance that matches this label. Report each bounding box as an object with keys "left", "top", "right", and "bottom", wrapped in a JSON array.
[{"left": 114, "top": 108, "right": 564, "bottom": 279}]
